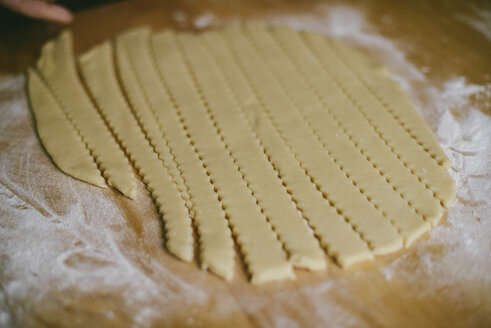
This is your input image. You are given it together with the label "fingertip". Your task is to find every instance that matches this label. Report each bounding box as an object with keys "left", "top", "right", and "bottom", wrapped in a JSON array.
[
  {"left": 15, "top": 0, "right": 74, "bottom": 24},
  {"left": 49, "top": 7, "right": 74, "bottom": 24}
]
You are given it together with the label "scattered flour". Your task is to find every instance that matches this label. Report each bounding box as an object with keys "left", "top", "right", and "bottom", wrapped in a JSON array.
[{"left": 442, "top": 77, "right": 491, "bottom": 109}]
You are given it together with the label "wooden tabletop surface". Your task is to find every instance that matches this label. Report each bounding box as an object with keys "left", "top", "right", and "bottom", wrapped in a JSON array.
[{"left": 0, "top": 1, "right": 490, "bottom": 327}]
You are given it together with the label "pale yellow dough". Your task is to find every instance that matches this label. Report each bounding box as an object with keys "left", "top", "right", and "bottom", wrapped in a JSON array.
[
  {"left": 27, "top": 68, "right": 106, "bottom": 188},
  {"left": 29, "top": 25, "right": 455, "bottom": 283},
  {"left": 33, "top": 31, "right": 136, "bottom": 198},
  {"left": 78, "top": 41, "right": 196, "bottom": 265}
]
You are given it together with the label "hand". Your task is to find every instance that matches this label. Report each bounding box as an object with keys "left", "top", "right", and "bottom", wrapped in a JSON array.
[{"left": 0, "top": 0, "right": 73, "bottom": 23}]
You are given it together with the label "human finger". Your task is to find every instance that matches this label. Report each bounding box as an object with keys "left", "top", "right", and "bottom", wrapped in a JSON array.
[{"left": 3, "top": 0, "right": 73, "bottom": 23}]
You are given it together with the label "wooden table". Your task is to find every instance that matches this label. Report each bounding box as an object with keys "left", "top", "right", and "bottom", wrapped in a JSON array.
[{"left": 0, "top": 1, "right": 490, "bottom": 327}]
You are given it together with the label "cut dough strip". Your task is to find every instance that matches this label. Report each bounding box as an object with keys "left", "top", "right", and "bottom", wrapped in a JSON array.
[
  {"left": 36, "top": 31, "right": 136, "bottom": 198},
  {"left": 177, "top": 32, "right": 326, "bottom": 271},
  {"left": 245, "top": 25, "right": 439, "bottom": 244},
  {"left": 78, "top": 41, "right": 195, "bottom": 264},
  {"left": 200, "top": 31, "right": 374, "bottom": 267},
  {"left": 220, "top": 26, "right": 404, "bottom": 255},
  {"left": 297, "top": 29, "right": 456, "bottom": 207},
  {"left": 27, "top": 68, "right": 106, "bottom": 188},
  {"left": 114, "top": 29, "right": 235, "bottom": 278},
  {"left": 326, "top": 38, "right": 451, "bottom": 170},
  {"left": 152, "top": 30, "right": 293, "bottom": 283}
]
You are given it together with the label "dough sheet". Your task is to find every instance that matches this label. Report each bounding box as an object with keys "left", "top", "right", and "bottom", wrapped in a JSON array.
[{"left": 26, "top": 24, "right": 455, "bottom": 283}]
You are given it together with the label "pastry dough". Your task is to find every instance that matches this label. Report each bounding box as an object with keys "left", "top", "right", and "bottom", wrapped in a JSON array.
[
  {"left": 78, "top": 41, "right": 195, "bottom": 264},
  {"left": 151, "top": 31, "right": 294, "bottom": 283},
  {"left": 325, "top": 39, "right": 452, "bottom": 170},
  {"left": 218, "top": 27, "right": 405, "bottom": 254},
  {"left": 27, "top": 68, "right": 106, "bottom": 188},
  {"left": 175, "top": 32, "right": 327, "bottom": 271},
  {"left": 298, "top": 30, "right": 455, "bottom": 206},
  {"left": 245, "top": 25, "right": 442, "bottom": 240},
  {"left": 114, "top": 29, "right": 235, "bottom": 277},
  {"left": 34, "top": 31, "right": 136, "bottom": 198},
  {"left": 28, "top": 25, "right": 455, "bottom": 283}
]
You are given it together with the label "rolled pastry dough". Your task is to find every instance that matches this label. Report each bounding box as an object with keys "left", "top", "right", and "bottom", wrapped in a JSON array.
[{"left": 28, "top": 25, "right": 455, "bottom": 283}]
